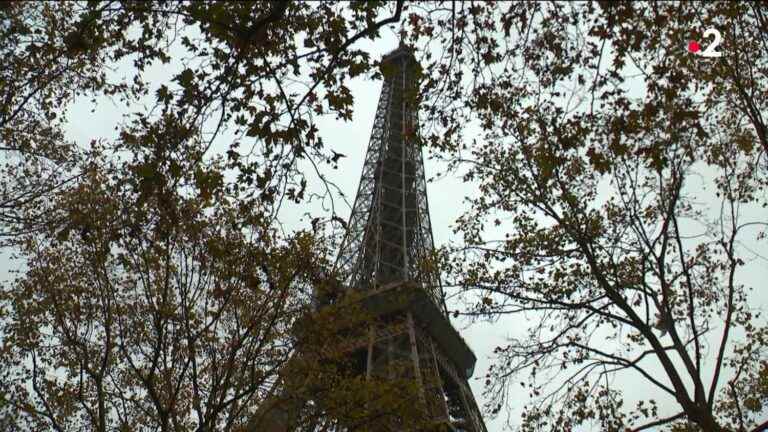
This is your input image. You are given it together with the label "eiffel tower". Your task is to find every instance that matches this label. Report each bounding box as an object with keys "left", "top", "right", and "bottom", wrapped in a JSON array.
[
  {"left": 251, "top": 44, "right": 487, "bottom": 432},
  {"left": 326, "top": 44, "right": 487, "bottom": 432}
]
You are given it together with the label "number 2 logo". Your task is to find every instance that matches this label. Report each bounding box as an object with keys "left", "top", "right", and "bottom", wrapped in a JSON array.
[{"left": 688, "top": 28, "right": 723, "bottom": 58}]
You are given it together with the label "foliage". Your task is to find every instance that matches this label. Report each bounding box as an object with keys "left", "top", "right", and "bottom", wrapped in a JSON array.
[
  {"left": 1, "top": 149, "right": 318, "bottom": 430},
  {"left": 416, "top": 2, "right": 768, "bottom": 431},
  {"left": 3, "top": 1, "right": 768, "bottom": 431},
  {"left": 0, "top": 1, "right": 429, "bottom": 431},
  {"left": 0, "top": 0, "right": 405, "bottom": 242}
]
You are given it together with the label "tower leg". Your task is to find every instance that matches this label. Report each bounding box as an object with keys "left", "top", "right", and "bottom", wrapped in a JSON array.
[{"left": 363, "top": 311, "right": 486, "bottom": 432}]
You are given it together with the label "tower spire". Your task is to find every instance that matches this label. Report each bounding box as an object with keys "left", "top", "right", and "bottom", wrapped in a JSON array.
[{"left": 334, "top": 44, "right": 445, "bottom": 311}]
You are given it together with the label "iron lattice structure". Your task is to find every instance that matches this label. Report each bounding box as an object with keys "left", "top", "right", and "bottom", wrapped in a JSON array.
[
  {"left": 250, "top": 45, "right": 488, "bottom": 432},
  {"left": 334, "top": 45, "right": 442, "bottom": 310},
  {"left": 326, "top": 45, "right": 488, "bottom": 432}
]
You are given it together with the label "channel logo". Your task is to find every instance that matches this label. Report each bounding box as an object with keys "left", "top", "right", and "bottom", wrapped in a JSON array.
[{"left": 687, "top": 28, "right": 723, "bottom": 58}]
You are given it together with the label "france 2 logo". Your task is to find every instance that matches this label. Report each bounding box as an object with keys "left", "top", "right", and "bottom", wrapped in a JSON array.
[{"left": 687, "top": 28, "right": 723, "bottom": 58}]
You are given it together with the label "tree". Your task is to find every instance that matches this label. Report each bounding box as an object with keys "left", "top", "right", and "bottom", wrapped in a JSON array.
[
  {"left": 8, "top": 1, "right": 766, "bottom": 431},
  {"left": 0, "top": 1, "right": 440, "bottom": 430},
  {"left": 1, "top": 144, "right": 318, "bottom": 431},
  {"left": 0, "top": 0, "right": 407, "bottom": 242},
  {"left": 424, "top": 2, "right": 768, "bottom": 431},
  {"left": 0, "top": 136, "right": 429, "bottom": 431},
  {"left": 0, "top": 1, "right": 93, "bottom": 241}
]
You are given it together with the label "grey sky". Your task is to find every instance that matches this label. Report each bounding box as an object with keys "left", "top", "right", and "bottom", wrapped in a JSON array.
[{"left": 51, "top": 15, "right": 768, "bottom": 432}]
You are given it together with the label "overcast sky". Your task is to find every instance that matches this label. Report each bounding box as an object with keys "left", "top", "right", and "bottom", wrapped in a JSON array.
[{"left": 49, "top": 18, "right": 768, "bottom": 432}]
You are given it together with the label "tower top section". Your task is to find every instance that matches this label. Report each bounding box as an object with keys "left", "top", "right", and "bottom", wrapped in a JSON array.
[
  {"left": 381, "top": 43, "right": 416, "bottom": 66},
  {"left": 332, "top": 43, "right": 445, "bottom": 313},
  {"left": 380, "top": 43, "right": 418, "bottom": 83}
]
